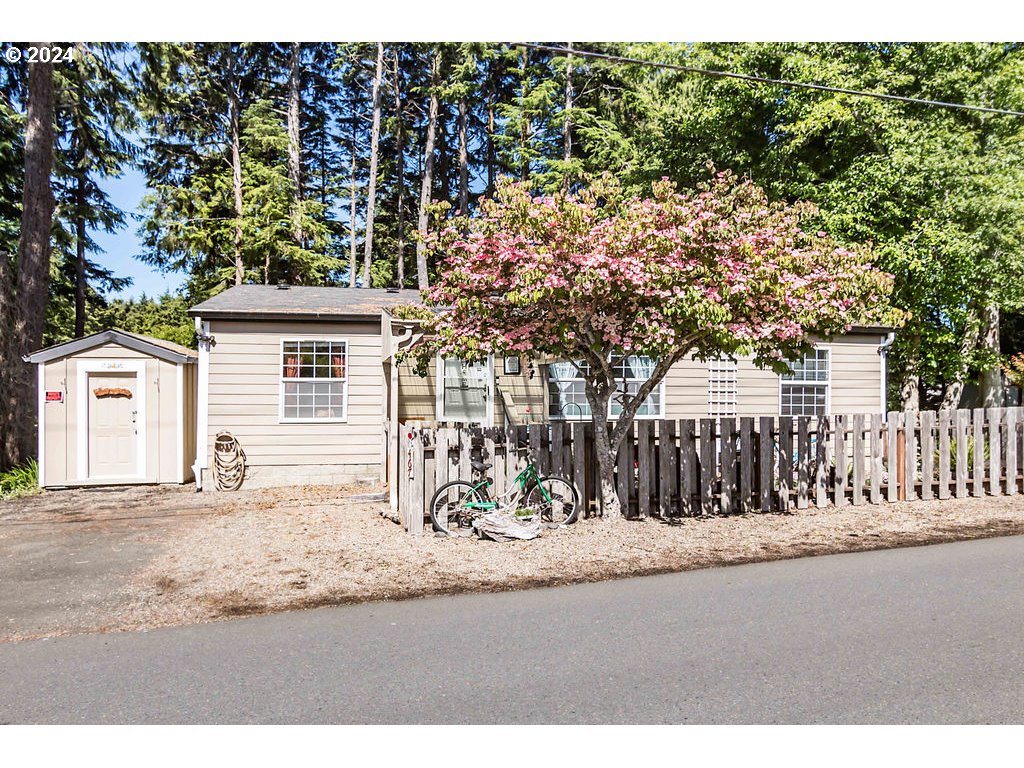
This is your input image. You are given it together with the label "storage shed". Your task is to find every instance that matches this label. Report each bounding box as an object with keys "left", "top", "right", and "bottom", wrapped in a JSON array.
[{"left": 25, "top": 329, "right": 198, "bottom": 488}]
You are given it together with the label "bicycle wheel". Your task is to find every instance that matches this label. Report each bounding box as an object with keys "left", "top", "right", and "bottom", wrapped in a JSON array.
[
  {"left": 429, "top": 480, "right": 489, "bottom": 535},
  {"left": 525, "top": 476, "right": 580, "bottom": 526}
]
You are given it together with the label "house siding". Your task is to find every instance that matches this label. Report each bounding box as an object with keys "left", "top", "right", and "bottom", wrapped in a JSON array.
[{"left": 204, "top": 319, "right": 385, "bottom": 487}]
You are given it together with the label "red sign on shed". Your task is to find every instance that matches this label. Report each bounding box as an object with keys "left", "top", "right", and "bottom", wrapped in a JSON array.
[{"left": 45, "top": 390, "right": 64, "bottom": 403}]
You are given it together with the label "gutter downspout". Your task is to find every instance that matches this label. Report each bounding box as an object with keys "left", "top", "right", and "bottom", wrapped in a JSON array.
[
  {"left": 879, "top": 332, "right": 895, "bottom": 418},
  {"left": 193, "top": 317, "right": 211, "bottom": 491},
  {"left": 389, "top": 323, "right": 415, "bottom": 512}
]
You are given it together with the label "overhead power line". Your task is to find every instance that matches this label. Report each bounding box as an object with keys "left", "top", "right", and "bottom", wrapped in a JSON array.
[{"left": 509, "top": 43, "right": 1024, "bottom": 118}]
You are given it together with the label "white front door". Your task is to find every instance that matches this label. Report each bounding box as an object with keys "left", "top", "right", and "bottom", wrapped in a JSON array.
[{"left": 88, "top": 373, "right": 138, "bottom": 477}]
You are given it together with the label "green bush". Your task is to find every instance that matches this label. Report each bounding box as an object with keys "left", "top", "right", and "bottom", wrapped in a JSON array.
[{"left": 0, "top": 460, "right": 40, "bottom": 500}]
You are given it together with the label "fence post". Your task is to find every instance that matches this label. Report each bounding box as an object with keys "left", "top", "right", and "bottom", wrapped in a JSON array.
[
  {"left": 852, "top": 414, "right": 865, "bottom": 506},
  {"left": 409, "top": 427, "right": 425, "bottom": 535}
]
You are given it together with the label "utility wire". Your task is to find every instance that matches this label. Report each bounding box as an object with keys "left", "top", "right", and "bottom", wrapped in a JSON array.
[{"left": 509, "top": 43, "right": 1024, "bottom": 118}]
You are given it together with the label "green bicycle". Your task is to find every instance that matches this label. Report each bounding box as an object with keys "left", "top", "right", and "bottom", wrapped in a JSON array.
[{"left": 429, "top": 458, "right": 580, "bottom": 536}]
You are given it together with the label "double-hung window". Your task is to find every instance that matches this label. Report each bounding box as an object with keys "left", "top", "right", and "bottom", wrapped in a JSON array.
[
  {"left": 436, "top": 356, "right": 492, "bottom": 424},
  {"left": 548, "top": 356, "right": 663, "bottom": 420},
  {"left": 780, "top": 348, "right": 830, "bottom": 417},
  {"left": 280, "top": 340, "right": 348, "bottom": 421}
]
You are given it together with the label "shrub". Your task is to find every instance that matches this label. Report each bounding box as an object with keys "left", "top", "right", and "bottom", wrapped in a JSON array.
[{"left": 0, "top": 460, "right": 40, "bottom": 500}]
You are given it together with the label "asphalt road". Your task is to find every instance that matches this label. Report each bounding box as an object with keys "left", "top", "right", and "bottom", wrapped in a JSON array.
[{"left": 2, "top": 536, "right": 1023, "bottom": 724}]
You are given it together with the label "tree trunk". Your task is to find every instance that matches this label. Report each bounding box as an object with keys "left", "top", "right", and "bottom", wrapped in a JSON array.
[
  {"left": 436, "top": 105, "right": 450, "bottom": 204},
  {"left": 74, "top": 168, "right": 87, "bottom": 337},
  {"left": 486, "top": 59, "right": 496, "bottom": 198},
  {"left": 941, "top": 307, "right": 981, "bottom": 411},
  {"left": 0, "top": 250, "right": 15, "bottom": 470},
  {"left": 586, "top": 382, "right": 622, "bottom": 519},
  {"left": 348, "top": 143, "right": 358, "bottom": 288},
  {"left": 415, "top": 51, "right": 440, "bottom": 291},
  {"left": 562, "top": 41, "right": 574, "bottom": 189},
  {"left": 286, "top": 42, "right": 303, "bottom": 256},
  {"left": 979, "top": 301, "right": 1002, "bottom": 407},
  {"left": 458, "top": 97, "right": 469, "bottom": 214},
  {"left": 519, "top": 47, "right": 530, "bottom": 183},
  {"left": 899, "top": 332, "right": 920, "bottom": 410},
  {"left": 362, "top": 42, "right": 384, "bottom": 289},
  {"left": 227, "top": 47, "right": 244, "bottom": 286},
  {"left": 5, "top": 51, "right": 56, "bottom": 469},
  {"left": 393, "top": 48, "right": 406, "bottom": 289}
]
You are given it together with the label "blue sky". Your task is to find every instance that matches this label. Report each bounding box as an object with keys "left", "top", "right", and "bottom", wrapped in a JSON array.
[{"left": 93, "top": 169, "right": 186, "bottom": 300}]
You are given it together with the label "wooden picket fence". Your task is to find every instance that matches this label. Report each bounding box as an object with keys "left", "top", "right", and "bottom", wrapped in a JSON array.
[{"left": 396, "top": 406, "right": 1024, "bottom": 533}]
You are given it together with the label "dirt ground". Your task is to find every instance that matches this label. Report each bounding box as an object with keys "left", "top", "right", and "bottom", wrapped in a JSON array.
[{"left": 2, "top": 483, "right": 1023, "bottom": 643}]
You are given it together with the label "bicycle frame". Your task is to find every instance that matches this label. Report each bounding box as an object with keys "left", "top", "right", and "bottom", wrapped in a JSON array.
[{"left": 460, "top": 462, "right": 552, "bottom": 512}]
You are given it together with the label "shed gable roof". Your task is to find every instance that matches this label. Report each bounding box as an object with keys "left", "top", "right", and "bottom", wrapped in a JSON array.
[{"left": 24, "top": 329, "right": 197, "bottom": 365}]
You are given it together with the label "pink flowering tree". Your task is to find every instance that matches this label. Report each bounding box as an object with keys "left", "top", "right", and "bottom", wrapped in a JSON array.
[{"left": 414, "top": 172, "right": 903, "bottom": 520}]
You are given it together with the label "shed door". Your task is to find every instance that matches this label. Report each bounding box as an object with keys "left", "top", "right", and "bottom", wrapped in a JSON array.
[{"left": 88, "top": 373, "right": 138, "bottom": 477}]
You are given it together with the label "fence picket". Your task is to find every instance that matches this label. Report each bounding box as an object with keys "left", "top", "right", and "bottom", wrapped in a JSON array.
[
  {"left": 740, "top": 417, "right": 754, "bottom": 514},
  {"left": 973, "top": 409, "right": 985, "bottom": 497},
  {"left": 988, "top": 408, "right": 1003, "bottom": 497},
  {"left": 720, "top": 417, "right": 737, "bottom": 514},
  {"left": 833, "top": 415, "right": 847, "bottom": 506},
  {"left": 797, "top": 417, "right": 811, "bottom": 510},
  {"left": 778, "top": 417, "right": 793, "bottom": 512},
  {"left": 887, "top": 412, "right": 900, "bottom": 502},
  {"left": 955, "top": 410, "right": 969, "bottom": 498},
  {"left": 549, "top": 422, "right": 563, "bottom": 479},
  {"left": 571, "top": 423, "right": 587, "bottom": 514},
  {"left": 700, "top": 418, "right": 715, "bottom": 516},
  {"left": 760, "top": 416, "right": 774, "bottom": 513},
  {"left": 920, "top": 410, "right": 934, "bottom": 501},
  {"left": 937, "top": 411, "right": 951, "bottom": 500},
  {"left": 409, "top": 429, "right": 424, "bottom": 535},
  {"left": 870, "top": 413, "right": 882, "bottom": 504},
  {"left": 679, "top": 419, "right": 696, "bottom": 517},
  {"left": 852, "top": 414, "right": 865, "bottom": 506},
  {"left": 904, "top": 411, "right": 918, "bottom": 502},
  {"left": 1007, "top": 408, "right": 1019, "bottom": 496},
  {"left": 816, "top": 416, "right": 830, "bottom": 508},
  {"left": 637, "top": 421, "right": 653, "bottom": 518},
  {"left": 658, "top": 420, "right": 675, "bottom": 518}
]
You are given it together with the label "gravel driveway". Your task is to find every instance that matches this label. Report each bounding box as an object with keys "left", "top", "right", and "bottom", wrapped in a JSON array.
[{"left": 2, "top": 483, "right": 1023, "bottom": 643}]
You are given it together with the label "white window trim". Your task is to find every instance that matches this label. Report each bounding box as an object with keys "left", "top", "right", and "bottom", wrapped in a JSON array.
[
  {"left": 778, "top": 346, "right": 832, "bottom": 418},
  {"left": 435, "top": 354, "right": 495, "bottom": 426},
  {"left": 278, "top": 337, "right": 350, "bottom": 424},
  {"left": 76, "top": 359, "right": 148, "bottom": 482},
  {"left": 548, "top": 359, "right": 667, "bottom": 421}
]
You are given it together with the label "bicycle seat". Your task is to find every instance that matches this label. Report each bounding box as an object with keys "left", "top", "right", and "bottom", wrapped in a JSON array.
[{"left": 471, "top": 460, "right": 493, "bottom": 473}]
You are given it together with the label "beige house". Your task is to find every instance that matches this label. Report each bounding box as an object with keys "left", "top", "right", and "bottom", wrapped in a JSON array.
[
  {"left": 26, "top": 330, "right": 198, "bottom": 488},
  {"left": 188, "top": 285, "right": 894, "bottom": 493}
]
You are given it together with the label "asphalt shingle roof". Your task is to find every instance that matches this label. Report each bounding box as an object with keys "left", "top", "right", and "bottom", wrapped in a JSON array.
[{"left": 188, "top": 285, "right": 423, "bottom": 319}]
